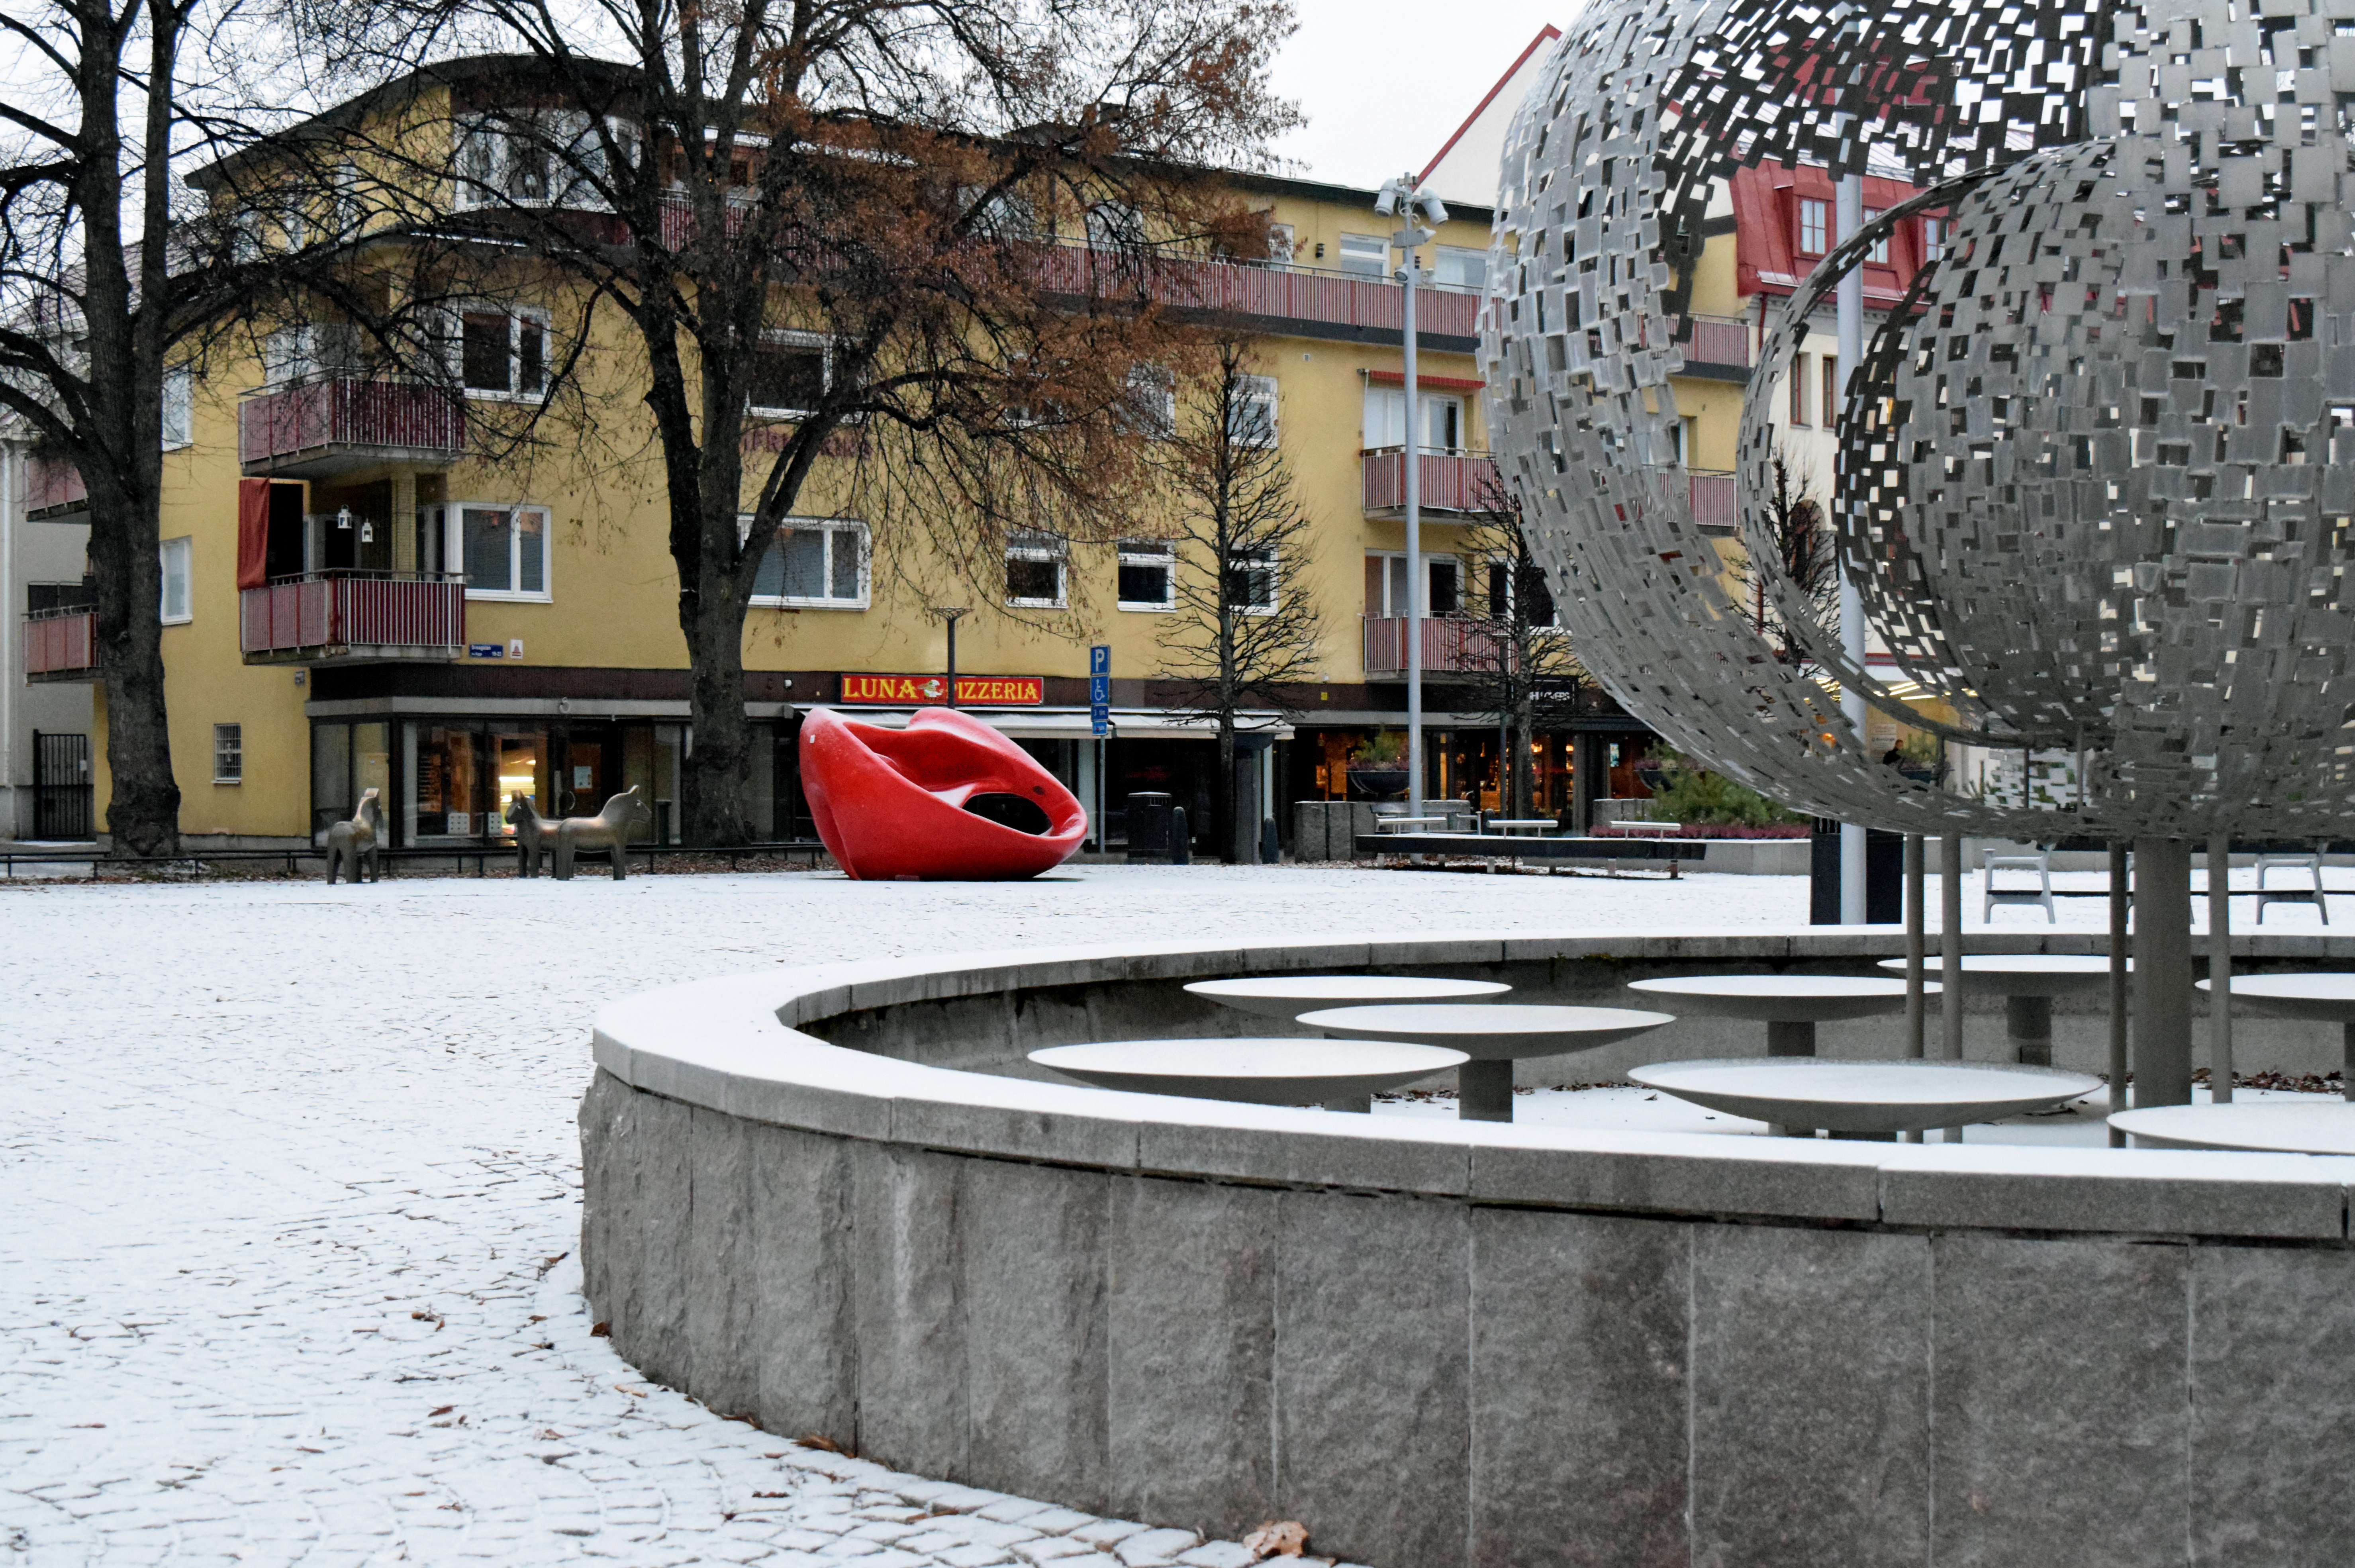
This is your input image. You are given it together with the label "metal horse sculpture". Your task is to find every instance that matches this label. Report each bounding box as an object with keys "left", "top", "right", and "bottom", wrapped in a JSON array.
[
  {"left": 504, "top": 792, "right": 560, "bottom": 877},
  {"left": 551, "top": 785, "right": 655, "bottom": 881},
  {"left": 325, "top": 788, "right": 383, "bottom": 885}
]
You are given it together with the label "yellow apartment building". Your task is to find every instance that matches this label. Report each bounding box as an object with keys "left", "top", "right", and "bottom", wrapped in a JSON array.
[{"left": 18, "top": 41, "right": 1757, "bottom": 853}]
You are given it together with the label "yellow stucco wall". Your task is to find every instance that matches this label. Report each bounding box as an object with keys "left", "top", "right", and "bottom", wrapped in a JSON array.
[{"left": 108, "top": 170, "right": 1736, "bottom": 840}]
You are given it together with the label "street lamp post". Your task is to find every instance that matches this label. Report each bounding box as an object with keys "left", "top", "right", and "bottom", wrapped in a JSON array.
[
  {"left": 931, "top": 605, "right": 970, "bottom": 707},
  {"left": 1377, "top": 174, "right": 1448, "bottom": 823}
]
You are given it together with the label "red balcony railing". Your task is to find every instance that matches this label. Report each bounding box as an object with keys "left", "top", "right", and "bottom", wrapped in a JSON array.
[
  {"left": 239, "top": 377, "right": 466, "bottom": 477},
  {"left": 24, "top": 453, "right": 87, "bottom": 517},
  {"left": 1681, "top": 313, "right": 1752, "bottom": 370},
  {"left": 1689, "top": 469, "right": 1738, "bottom": 533},
  {"left": 1362, "top": 615, "right": 1505, "bottom": 676},
  {"left": 23, "top": 608, "right": 98, "bottom": 680},
  {"left": 1360, "top": 448, "right": 1498, "bottom": 515},
  {"left": 239, "top": 571, "right": 465, "bottom": 663}
]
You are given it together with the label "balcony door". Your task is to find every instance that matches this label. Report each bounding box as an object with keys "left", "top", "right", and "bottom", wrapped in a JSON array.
[
  {"left": 1363, "top": 386, "right": 1465, "bottom": 453},
  {"left": 266, "top": 482, "right": 305, "bottom": 578}
]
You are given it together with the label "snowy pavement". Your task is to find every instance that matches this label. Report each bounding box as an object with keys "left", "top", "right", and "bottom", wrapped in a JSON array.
[{"left": 3, "top": 864, "right": 1833, "bottom": 1567}]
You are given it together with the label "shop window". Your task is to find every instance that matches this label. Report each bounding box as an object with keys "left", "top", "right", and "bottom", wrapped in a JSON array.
[
  {"left": 1117, "top": 539, "right": 1175, "bottom": 610},
  {"left": 751, "top": 518, "right": 867, "bottom": 607},
  {"left": 458, "top": 306, "right": 549, "bottom": 399},
  {"left": 1338, "top": 232, "right": 1388, "bottom": 278},
  {"left": 1225, "top": 546, "right": 1277, "bottom": 612},
  {"left": 453, "top": 504, "right": 551, "bottom": 600},
  {"left": 213, "top": 724, "right": 242, "bottom": 784},
  {"left": 1005, "top": 531, "right": 1066, "bottom": 607},
  {"left": 160, "top": 537, "right": 191, "bottom": 623}
]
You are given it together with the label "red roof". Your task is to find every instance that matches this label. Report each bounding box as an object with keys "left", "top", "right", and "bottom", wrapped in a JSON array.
[{"left": 1731, "top": 165, "right": 1946, "bottom": 309}]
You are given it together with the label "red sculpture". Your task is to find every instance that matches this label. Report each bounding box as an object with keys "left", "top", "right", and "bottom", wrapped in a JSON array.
[{"left": 799, "top": 705, "right": 1089, "bottom": 880}]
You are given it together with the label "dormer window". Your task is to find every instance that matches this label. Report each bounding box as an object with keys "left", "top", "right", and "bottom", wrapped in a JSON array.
[{"left": 1797, "top": 198, "right": 1828, "bottom": 256}]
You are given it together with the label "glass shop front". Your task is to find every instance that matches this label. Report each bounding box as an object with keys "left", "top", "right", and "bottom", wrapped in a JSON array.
[{"left": 311, "top": 718, "right": 687, "bottom": 847}]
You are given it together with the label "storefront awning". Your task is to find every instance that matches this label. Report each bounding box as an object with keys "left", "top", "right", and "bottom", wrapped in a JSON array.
[{"left": 831, "top": 706, "right": 1293, "bottom": 741}]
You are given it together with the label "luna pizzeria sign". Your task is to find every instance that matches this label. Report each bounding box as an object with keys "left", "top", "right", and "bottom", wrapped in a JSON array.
[{"left": 838, "top": 673, "right": 1046, "bottom": 707}]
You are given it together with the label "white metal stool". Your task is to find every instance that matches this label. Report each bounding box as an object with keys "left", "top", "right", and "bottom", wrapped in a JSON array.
[
  {"left": 2254, "top": 851, "right": 2330, "bottom": 925},
  {"left": 1982, "top": 847, "right": 2056, "bottom": 923}
]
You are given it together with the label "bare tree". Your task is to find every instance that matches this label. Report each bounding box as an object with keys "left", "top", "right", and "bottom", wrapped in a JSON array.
[
  {"left": 1736, "top": 443, "right": 1837, "bottom": 667},
  {"left": 284, "top": 1, "right": 1301, "bottom": 843},
  {"left": 1457, "top": 469, "right": 1589, "bottom": 820},
  {"left": 0, "top": 0, "right": 307, "bottom": 854},
  {"left": 1151, "top": 334, "right": 1321, "bottom": 862}
]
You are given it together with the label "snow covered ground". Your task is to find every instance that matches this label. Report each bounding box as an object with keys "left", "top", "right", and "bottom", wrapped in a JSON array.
[{"left": 0, "top": 862, "right": 2328, "bottom": 1565}]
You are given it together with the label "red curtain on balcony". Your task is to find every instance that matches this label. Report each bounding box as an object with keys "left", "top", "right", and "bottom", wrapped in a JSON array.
[{"left": 236, "top": 478, "right": 269, "bottom": 590}]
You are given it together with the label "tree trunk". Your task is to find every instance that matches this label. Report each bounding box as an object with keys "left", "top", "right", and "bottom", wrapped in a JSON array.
[
  {"left": 1215, "top": 713, "right": 1237, "bottom": 866},
  {"left": 87, "top": 486, "right": 179, "bottom": 856},
  {"left": 680, "top": 582, "right": 753, "bottom": 845}
]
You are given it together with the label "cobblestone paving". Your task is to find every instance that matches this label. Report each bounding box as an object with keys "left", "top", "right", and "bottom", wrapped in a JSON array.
[{"left": 1, "top": 865, "right": 1803, "bottom": 1564}]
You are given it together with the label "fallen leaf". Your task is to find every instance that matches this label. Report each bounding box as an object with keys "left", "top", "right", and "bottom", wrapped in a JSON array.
[
  {"left": 527, "top": 1315, "right": 547, "bottom": 1324},
  {"left": 590, "top": 1321, "right": 611, "bottom": 1337},
  {"left": 1243, "top": 1520, "right": 1309, "bottom": 1558},
  {"left": 428, "top": 1405, "right": 454, "bottom": 1417},
  {"left": 796, "top": 1433, "right": 853, "bottom": 1456}
]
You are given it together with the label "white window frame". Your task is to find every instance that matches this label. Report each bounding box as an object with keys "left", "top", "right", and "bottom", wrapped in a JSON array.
[
  {"left": 1923, "top": 216, "right": 1947, "bottom": 261},
  {"left": 1338, "top": 232, "right": 1389, "bottom": 278},
  {"left": 160, "top": 536, "right": 192, "bottom": 624},
  {"left": 1123, "top": 364, "right": 1175, "bottom": 439},
  {"left": 213, "top": 723, "right": 243, "bottom": 785},
  {"left": 1266, "top": 222, "right": 1295, "bottom": 264},
  {"left": 1230, "top": 374, "right": 1278, "bottom": 448},
  {"left": 1116, "top": 538, "right": 1176, "bottom": 612},
  {"left": 454, "top": 303, "right": 551, "bottom": 402},
  {"left": 1432, "top": 245, "right": 1487, "bottom": 292},
  {"left": 748, "top": 517, "right": 870, "bottom": 609},
  {"left": 747, "top": 330, "right": 831, "bottom": 419},
  {"left": 1004, "top": 531, "right": 1068, "bottom": 609},
  {"left": 1364, "top": 550, "right": 1461, "bottom": 618},
  {"left": 453, "top": 115, "right": 576, "bottom": 210},
  {"left": 446, "top": 502, "right": 553, "bottom": 602},
  {"left": 1797, "top": 198, "right": 1828, "bottom": 256},
  {"left": 1864, "top": 207, "right": 1889, "bottom": 264},
  {"left": 1362, "top": 384, "right": 1462, "bottom": 452},
  {"left": 1226, "top": 545, "right": 1279, "bottom": 615},
  {"left": 162, "top": 366, "right": 194, "bottom": 451}
]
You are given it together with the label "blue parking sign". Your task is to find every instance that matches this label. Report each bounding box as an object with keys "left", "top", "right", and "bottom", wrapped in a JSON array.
[{"left": 1089, "top": 644, "right": 1111, "bottom": 676}]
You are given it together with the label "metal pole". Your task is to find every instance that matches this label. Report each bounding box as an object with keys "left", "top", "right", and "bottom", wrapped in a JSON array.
[
  {"left": 2209, "top": 832, "right": 2233, "bottom": 1103},
  {"left": 2134, "top": 837, "right": 2195, "bottom": 1106},
  {"left": 1940, "top": 832, "right": 1964, "bottom": 1060},
  {"left": 944, "top": 615, "right": 958, "bottom": 707},
  {"left": 1836, "top": 174, "right": 1868, "bottom": 925},
  {"left": 2108, "top": 841, "right": 2130, "bottom": 1145},
  {"left": 1904, "top": 834, "right": 1925, "bottom": 1057},
  {"left": 1403, "top": 253, "right": 1424, "bottom": 823}
]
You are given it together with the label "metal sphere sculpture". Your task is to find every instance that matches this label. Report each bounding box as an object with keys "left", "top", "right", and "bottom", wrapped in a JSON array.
[{"left": 1486, "top": 0, "right": 2355, "bottom": 842}]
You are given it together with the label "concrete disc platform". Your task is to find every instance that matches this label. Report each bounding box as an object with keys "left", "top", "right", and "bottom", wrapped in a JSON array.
[
  {"left": 1626, "top": 1058, "right": 2104, "bottom": 1134},
  {"left": 1029, "top": 1037, "right": 1467, "bottom": 1105},
  {"left": 2108, "top": 1102, "right": 2355, "bottom": 1154},
  {"left": 1184, "top": 974, "right": 1509, "bottom": 1022}
]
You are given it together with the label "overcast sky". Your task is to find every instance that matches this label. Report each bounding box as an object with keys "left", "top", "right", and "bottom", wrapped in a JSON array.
[{"left": 1264, "top": 0, "right": 1568, "bottom": 190}]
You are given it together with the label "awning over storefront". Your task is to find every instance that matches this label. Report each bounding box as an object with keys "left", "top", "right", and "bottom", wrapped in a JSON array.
[{"left": 827, "top": 706, "right": 1294, "bottom": 741}]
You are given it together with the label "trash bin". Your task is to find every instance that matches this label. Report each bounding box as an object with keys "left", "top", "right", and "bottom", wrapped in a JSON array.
[{"left": 1125, "top": 792, "right": 1174, "bottom": 864}]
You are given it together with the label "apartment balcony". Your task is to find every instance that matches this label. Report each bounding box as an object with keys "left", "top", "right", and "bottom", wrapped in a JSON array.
[
  {"left": 1677, "top": 313, "right": 1753, "bottom": 379},
  {"left": 239, "top": 571, "right": 466, "bottom": 665},
  {"left": 23, "top": 608, "right": 98, "bottom": 682},
  {"left": 1362, "top": 615, "right": 1506, "bottom": 677},
  {"left": 1034, "top": 245, "right": 1487, "bottom": 342},
  {"left": 1361, "top": 448, "right": 1498, "bottom": 517},
  {"left": 1689, "top": 469, "right": 1738, "bottom": 535},
  {"left": 23, "top": 453, "right": 87, "bottom": 521},
  {"left": 239, "top": 376, "right": 467, "bottom": 480}
]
